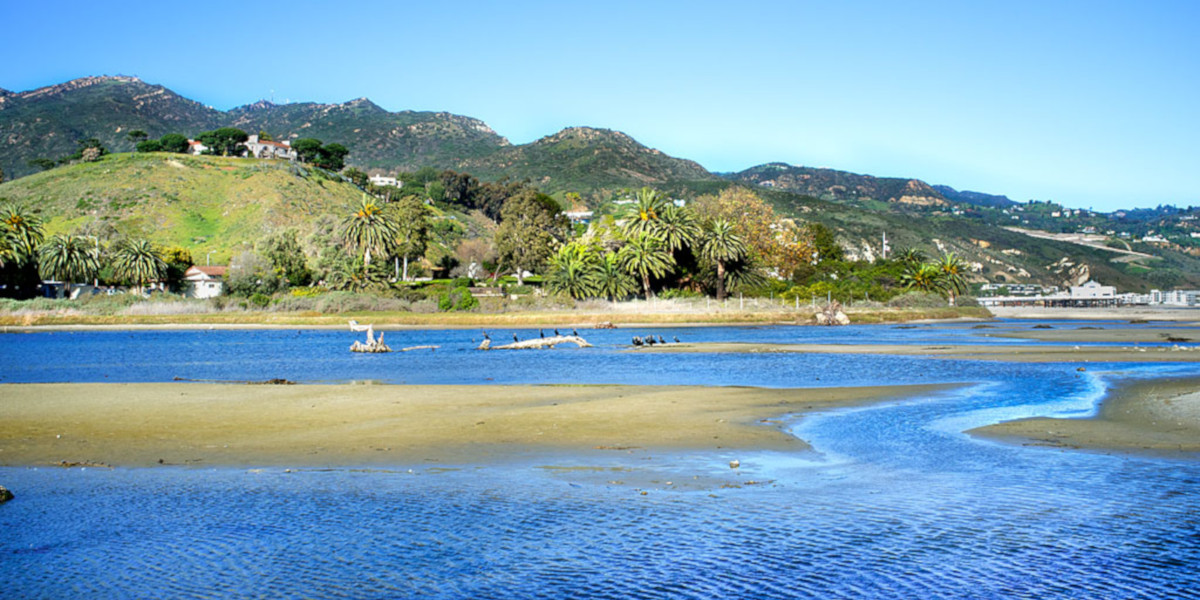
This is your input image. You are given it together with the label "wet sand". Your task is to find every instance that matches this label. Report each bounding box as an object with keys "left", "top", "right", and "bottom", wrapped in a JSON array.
[
  {"left": 988, "top": 306, "right": 1200, "bottom": 322},
  {"left": 646, "top": 342, "right": 1200, "bottom": 363},
  {"left": 970, "top": 377, "right": 1200, "bottom": 456},
  {"left": 0, "top": 383, "right": 946, "bottom": 468}
]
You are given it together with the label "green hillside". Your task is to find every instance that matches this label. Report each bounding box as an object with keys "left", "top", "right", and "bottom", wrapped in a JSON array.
[
  {"left": 730, "top": 163, "right": 947, "bottom": 207},
  {"left": 0, "top": 152, "right": 363, "bottom": 264},
  {"left": 459, "top": 127, "right": 720, "bottom": 198}
]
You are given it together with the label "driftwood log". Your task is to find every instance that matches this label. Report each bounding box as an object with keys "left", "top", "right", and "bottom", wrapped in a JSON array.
[
  {"left": 351, "top": 332, "right": 392, "bottom": 353},
  {"left": 478, "top": 335, "right": 593, "bottom": 350},
  {"left": 814, "top": 301, "right": 851, "bottom": 326}
]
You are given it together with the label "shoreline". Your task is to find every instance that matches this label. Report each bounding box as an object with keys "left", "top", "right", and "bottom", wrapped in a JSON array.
[
  {"left": 644, "top": 341, "right": 1200, "bottom": 363},
  {"left": 0, "top": 383, "right": 949, "bottom": 468},
  {"left": 969, "top": 376, "right": 1200, "bottom": 456}
]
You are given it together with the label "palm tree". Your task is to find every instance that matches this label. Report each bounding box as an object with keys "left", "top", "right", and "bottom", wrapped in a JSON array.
[
  {"left": 937, "top": 252, "right": 968, "bottom": 306},
  {"left": 618, "top": 232, "right": 675, "bottom": 299},
  {"left": 899, "top": 263, "right": 947, "bottom": 295},
  {"left": 38, "top": 234, "right": 100, "bottom": 297},
  {"left": 655, "top": 204, "right": 701, "bottom": 252},
  {"left": 623, "top": 187, "right": 668, "bottom": 238},
  {"left": 341, "top": 195, "right": 399, "bottom": 279},
  {"left": 698, "top": 219, "right": 748, "bottom": 301},
  {"left": 2, "top": 204, "right": 44, "bottom": 266},
  {"left": 894, "top": 247, "right": 926, "bottom": 266},
  {"left": 595, "top": 252, "right": 637, "bottom": 301},
  {"left": 111, "top": 239, "right": 167, "bottom": 294},
  {"left": 546, "top": 243, "right": 600, "bottom": 300}
]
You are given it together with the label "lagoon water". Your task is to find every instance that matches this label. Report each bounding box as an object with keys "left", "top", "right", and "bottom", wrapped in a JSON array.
[{"left": 3, "top": 322, "right": 1200, "bottom": 598}]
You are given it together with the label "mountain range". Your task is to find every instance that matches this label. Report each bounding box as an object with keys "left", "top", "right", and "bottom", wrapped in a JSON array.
[{"left": 2, "top": 76, "right": 1199, "bottom": 291}]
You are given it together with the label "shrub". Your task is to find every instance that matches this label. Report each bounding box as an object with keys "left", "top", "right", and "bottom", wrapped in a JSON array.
[
  {"left": 249, "top": 293, "right": 272, "bottom": 308},
  {"left": 886, "top": 291, "right": 948, "bottom": 308},
  {"left": 439, "top": 286, "right": 479, "bottom": 312}
]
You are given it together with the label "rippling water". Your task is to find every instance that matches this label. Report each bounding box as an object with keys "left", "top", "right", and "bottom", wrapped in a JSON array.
[{"left": 2, "top": 322, "right": 1199, "bottom": 598}]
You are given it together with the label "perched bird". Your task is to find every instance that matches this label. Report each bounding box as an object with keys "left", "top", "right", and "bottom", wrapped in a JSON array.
[
  {"left": 632, "top": 336, "right": 643, "bottom": 346},
  {"left": 483, "top": 331, "right": 491, "bottom": 341},
  {"left": 673, "top": 336, "right": 680, "bottom": 344},
  {"left": 572, "top": 329, "right": 579, "bottom": 337},
  {"left": 539, "top": 329, "right": 545, "bottom": 338},
  {"left": 645, "top": 336, "right": 656, "bottom": 346},
  {"left": 658, "top": 336, "right": 666, "bottom": 345},
  {"left": 554, "top": 329, "right": 561, "bottom": 336},
  {"left": 513, "top": 333, "right": 519, "bottom": 343}
]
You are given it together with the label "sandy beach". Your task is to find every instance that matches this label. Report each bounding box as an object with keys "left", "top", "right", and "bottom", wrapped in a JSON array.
[
  {"left": 970, "top": 377, "right": 1200, "bottom": 456},
  {"left": 0, "top": 382, "right": 947, "bottom": 468}
]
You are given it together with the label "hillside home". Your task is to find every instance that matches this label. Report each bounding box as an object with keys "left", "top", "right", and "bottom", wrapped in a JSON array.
[
  {"left": 185, "top": 265, "right": 227, "bottom": 299},
  {"left": 369, "top": 175, "right": 402, "bottom": 188},
  {"left": 187, "top": 140, "right": 208, "bottom": 155},
  {"left": 243, "top": 135, "right": 296, "bottom": 160}
]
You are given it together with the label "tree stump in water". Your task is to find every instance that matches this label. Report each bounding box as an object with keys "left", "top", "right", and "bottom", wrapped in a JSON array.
[{"left": 351, "top": 332, "right": 392, "bottom": 353}]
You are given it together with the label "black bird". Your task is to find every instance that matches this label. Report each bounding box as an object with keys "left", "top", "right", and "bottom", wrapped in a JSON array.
[
  {"left": 673, "top": 336, "right": 680, "bottom": 344},
  {"left": 572, "top": 329, "right": 579, "bottom": 337},
  {"left": 539, "top": 329, "right": 545, "bottom": 338},
  {"left": 645, "top": 336, "right": 656, "bottom": 346},
  {"left": 483, "top": 331, "right": 490, "bottom": 341},
  {"left": 632, "top": 336, "right": 643, "bottom": 346},
  {"left": 554, "top": 329, "right": 560, "bottom": 336},
  {"left": 658, "top": 336, "right": 666, "bottom": 345},
  {"left": 513, "top": 333, "right": 519, "bottom": 343}
]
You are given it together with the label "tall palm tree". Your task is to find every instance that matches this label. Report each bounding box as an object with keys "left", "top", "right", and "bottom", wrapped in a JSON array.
[
  {"left": 900, "top": 263, "right": 947, "bottom": 295},
  {"left": 546, "top": 243, "right": 600, "bottom": 300},
  {"left": 341, "top": 195, "right": 399, "bottom": 279},
  {"left": 937, "top": 252, "right": 968, "bottom": 306},
  {"left": 38, "top": 234, "right": 100, "bottom": 298},
  {"left": 894, "top": 247, "right": 926, "bottom": 266},
  {"left": 698, "top": 219, "right": 748, "bottom": 301},
  {"left": 595, "top": 252, "right": 637, "bottom": 301},
  {"left": 111, "top": 239, "right": 167, "bottom": 293},
  {"left": 655, "top": 204, "right": 701, "bottom": 252},
  {"left": 2, "top": 204, "right": 44, "bottom": 266},
  {"left": 618, "top": 232, "right": 675, "bottom": 299},
  {"left": 623, "top": 187, "right": 669, "bottom": 238}
]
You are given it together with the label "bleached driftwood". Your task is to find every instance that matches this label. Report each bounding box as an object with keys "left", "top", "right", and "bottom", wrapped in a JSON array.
[
  {"left": 401, "top": 345, "right": 439, "bottom": 352},
  {"left": 478, "top": 335, "right": 592, "bottom": 350},
  {"left": 814, "top": 301, "right": 850, "bottom": 326},
  {"left": 351, "top": 330, "right": 392, "bottom": 353}
]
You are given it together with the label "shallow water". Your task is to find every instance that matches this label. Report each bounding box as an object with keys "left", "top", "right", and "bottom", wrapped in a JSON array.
[{"left": 2, "top": 323, "right": 1199, "bottom": 598}]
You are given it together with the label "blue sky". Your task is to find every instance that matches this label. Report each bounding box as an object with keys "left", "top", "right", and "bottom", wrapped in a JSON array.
[{"left": 4, "top": 0, "right": 1197, "bottom": 211}]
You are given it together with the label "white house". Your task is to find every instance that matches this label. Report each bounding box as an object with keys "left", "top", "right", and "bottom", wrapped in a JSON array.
[
  {"left": 187, "top": 140, "right": 208, "bottom": 155},
  {"left": 243, "top": 135, "right": 296, "bottom": 160},
  {"left": 185, "top": 265, "right": 227, "bottom": 299},
  {"left": 369, "top": 175, "right": 402, "bottom": 188},
  {"left": 1069, "top": 280, "right": 1116, "bottom": 299}
]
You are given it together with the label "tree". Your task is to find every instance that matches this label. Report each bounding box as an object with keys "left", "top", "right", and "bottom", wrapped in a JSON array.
[
  {"left": 692, "top": 187, "right": 816, "bottom": 274},
  {"left": 343, "top": 167, "right": 369, "bottom": 189},
  {"left": 161, "top": 246, "right": 194, "bottom": 290},
  {"left": 936, "top": 252, "right": 969, "bottom": 306},
  {"left": 595, "top": 251, "right": 637, "bottom": 301},
  {"left": 38, "top": 234, "right": 100, "bottom": 297},
  {"left": 27, "top": 158, "right": 56, "bottom": 171},
  {"left": 493, "top": 190, "right": 568, "bottom": 284},
  {"left": 655, "top": 204, "right": 701, "bottom": 252},
  {"left": 197, "top": 128, "right": 249, "bottom": 156},
  {"left": 623, "top": 187, "right": 669, "bottom": 239},
  {"left": 111, "top": 238, "right": 167, "bottom": 292},
  {"left": 126, "top": 130, "right": 149, "bottom": 148},
  {"left": 341, "top": 195, "right": 399, "bottom": 279},
  {"left": 136, "top": 140, "right": 163, "bottom": 153},
  {"left": 900, "top": 263, "right": 947, "bottom": 294},
  {"left": 260, "top": 229, "right": 312, "bottom": 287},
  {"left": 546, "top": 243, "right": 600, "bottom": 300},
  {"left": 698, "top": 219, "right": 748, "bottom": 301},
  {"left": 618, "top": 232, "right": 674, "bottom": 299},
  {"left": 391, "top": 195, "right": 430, "bottom": 281},
  {"left": 292, "top": 138, "right": 324, "bottom": 164},
  {"left": 2, "top": 204, "right": 44, "bottom": 265},
  {"left": 321, "top": 143, "right": 349, "bottom": 171},
  {"left": 159, "top": 133, "right": 190, "bottom": 153},
  {"left": 894, "top": 247, "right": 926, "bottom": 266},
  {"left": 226, "top": 251, "right": 284, "bottom": 296}
]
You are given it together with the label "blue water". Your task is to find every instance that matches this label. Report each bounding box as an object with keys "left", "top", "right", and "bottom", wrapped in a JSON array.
[{"left": 2, "top": 323, "right": 1200, "bottom": 598}]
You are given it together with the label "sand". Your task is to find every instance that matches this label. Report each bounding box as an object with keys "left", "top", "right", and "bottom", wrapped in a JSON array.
[
  {"left": 0, "top": 382, "right": 946, "bottom": 468},
  {"left": 988, "top": 306, "right": 1200, "bottom": 322},
  {"left": 646, "top": 342, "right": 1200, "bottom": 363},
  {"left": 970, "top": 377, "right": 1200, "bottom": 456}
]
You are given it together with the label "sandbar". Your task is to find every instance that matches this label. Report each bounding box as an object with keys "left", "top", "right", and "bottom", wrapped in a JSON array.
[
  {"left": 970, "top": 376, "right": 1200, "bottom": 456},
  {"left": 0, "top": 382, "right": 946, "bottom": 468},
  {"left": 645, "top": 342, "right": 1200, "bottom": 363}
]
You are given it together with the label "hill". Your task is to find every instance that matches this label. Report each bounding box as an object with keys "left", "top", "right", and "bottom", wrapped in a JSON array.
[
  {"left": 0, "top": 152, "right": 363, "bottom": 263},
  {"left": 458, "top": 127, "right": 721, "bottom": 197},
  {"left": 727, "top": 163, "right": 947, "bottom": 208},
  {"left": 932, "top": 185, "right": 1016, "bottom": 208}
]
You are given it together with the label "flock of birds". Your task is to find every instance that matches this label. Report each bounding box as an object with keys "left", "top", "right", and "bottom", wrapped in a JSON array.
[{"left": 477, "top": 329, "right": 679, "bottom": 346}]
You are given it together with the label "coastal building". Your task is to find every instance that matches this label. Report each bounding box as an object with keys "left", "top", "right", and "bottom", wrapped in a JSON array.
[
  {"left": 243, "top": 135, "right": 296, "bottom": 160},
  {"left": 184, "top": 265, "right": 227, "bottom": 299},
  {"left": 564, "top": 210, "right": 594, "bottom": 224},
  {"left": 369, "top": 175, "right": 402, "bottom": 188},
  {"left": 187, "top": 140, "right": 208, "bottom": 155},
  {"left": 978, "top": 280, "right": 1119, "bottom": 308}
]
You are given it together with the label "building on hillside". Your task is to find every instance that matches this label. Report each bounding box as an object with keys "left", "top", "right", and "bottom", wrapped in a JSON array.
[
  {"left": 564, "top": 210, "right": 594, "bottom": 224},
  {"left": 243, "top": 135, "right": 296, "bottom": 160},
  {"left": 369, "top": 175, "right": 402, "bottom": 188},
  {"left": 185, "top": 265, "right": 227, "bottom": 299},
  {"left": 187, "top": 140, "right": 208, "bottom": 155}
]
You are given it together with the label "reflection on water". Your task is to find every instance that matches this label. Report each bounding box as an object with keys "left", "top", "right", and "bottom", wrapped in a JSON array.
[{"left": 2, "top": 323, "right": 1200, "bottom": 598}]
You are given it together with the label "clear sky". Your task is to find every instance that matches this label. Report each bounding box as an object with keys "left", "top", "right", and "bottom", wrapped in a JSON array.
[{"left": 3, "top": 0, "right": 1197, "bottom": 211}]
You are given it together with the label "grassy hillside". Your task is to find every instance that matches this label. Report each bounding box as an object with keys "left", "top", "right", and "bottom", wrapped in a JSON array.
[{"left": 0, "top": 152, "right": 363, "bottom": 264}]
